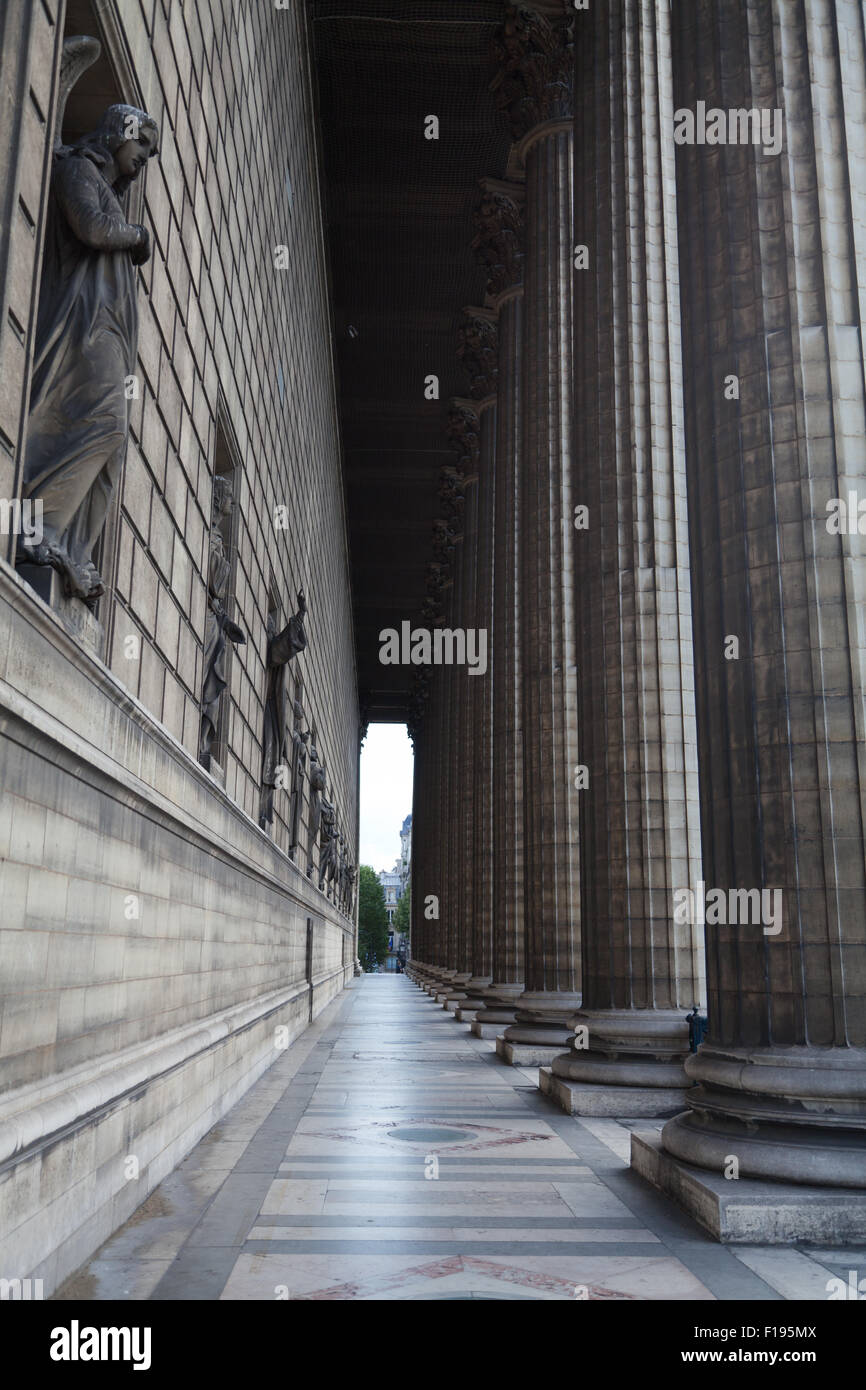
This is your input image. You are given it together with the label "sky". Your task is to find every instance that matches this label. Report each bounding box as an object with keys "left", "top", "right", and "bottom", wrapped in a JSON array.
[{"left": 359, "top": 723, "right": 414, "bottom": 874}]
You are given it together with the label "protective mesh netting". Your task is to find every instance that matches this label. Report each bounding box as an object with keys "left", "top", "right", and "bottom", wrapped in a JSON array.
[
  {"left": 310, "top": 1, "right": 513, "bottom": 709},
  {"left": 311, "top": 0, "right": 510, "bottom": 403}
]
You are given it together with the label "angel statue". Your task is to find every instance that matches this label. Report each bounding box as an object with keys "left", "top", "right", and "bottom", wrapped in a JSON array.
[{"left": 19, "top": 36, "right": 158, "bottom": 603}]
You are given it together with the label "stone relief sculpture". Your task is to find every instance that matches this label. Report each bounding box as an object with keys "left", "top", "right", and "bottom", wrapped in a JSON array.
[
  {"left": 287, "top": 697, "right": 309, "bottom": 856},
  {"left": 307, "top": 739, "right": 326, "bottom": 877},
  {"left": 199, "top": 477, "right": 245, "bottom": 770},
  {"left": 259, "top": 591, "right": 308, "bottom": 829},
  {"left": 337, "top": 833, "right": 348, "bottom": 909},
  {"left": 20, "top": 54, "right": 158, "bottom": 604},
  {"left": 318, "top": 797, "right": 339, "bottom": 894}
]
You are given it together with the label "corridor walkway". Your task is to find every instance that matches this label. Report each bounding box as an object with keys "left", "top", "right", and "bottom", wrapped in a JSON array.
[{"left": 56, "top": 977, "right": 856, "bottom": 1301}]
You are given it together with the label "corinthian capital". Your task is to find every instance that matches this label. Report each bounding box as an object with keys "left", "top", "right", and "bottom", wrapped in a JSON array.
[
  {"left": 472, "top": 180, "right": 525, "bottom": 297},
  {"left": 438, "top": 466, "right": 466, "bottom": 519},
  {"left": 445, "top": 400, "right": 480, "bottom": 474},
  {"left": 490, "top": 3, "right": 574, "bottom": 139},
  {"left": 457, "top": 310, "right": 499, "bottom": 399}
]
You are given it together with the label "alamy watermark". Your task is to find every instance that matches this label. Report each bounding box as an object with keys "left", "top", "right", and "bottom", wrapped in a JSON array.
[
  {"left": 674, "top": 881, "right": 782, "bottom": 935},
  {"left": 673, "top": 101, "right": 783, "bottom": 157},
  {"left": 0, "top": 498, "right": 43, "bottom": 544},
  {"left": 379, "top": 621, "right": 487, "bottom": 675},
  {"left": 0, "top": 1277, "right": 43, "bottom": 1300},
  {"left": 827, "top": 492, "right": 866, "bottom": 533}
]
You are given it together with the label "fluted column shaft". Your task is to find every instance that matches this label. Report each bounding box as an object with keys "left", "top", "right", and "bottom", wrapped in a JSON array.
[
  {"left": 430, "top": 673, "right": 445, "bottom": 970},
  {"left": 409, "top": 711, "right": 428, "bottom": 971},
  {"left": 517, "top": 124, "right": 579, "bottom": 1012},
  {"left": 444, "top": 558, "right": 463, "bottom": 986},
  {"left": 492, "top": 8, "right": 578, "bottom": 1050},
  {"left": 454, "top": 305, "right": 499, "bottom": 1011},
  {"left": 550, "top": 0, "right": 704, "bottom": 1108},
  {"left": 662, "top": 0, "right": 866, "bottom": 1185},
  {"left": 490, "top": 288, "right": 525, "bottom": 1005},
  {"left": 468, "top": 180, "right": 527, "bottom": 1033},
  {"left": 454, "top": 434, "right": 478, "bottom": 995},
  {"left": 490, "top": 4, "right": 580, "bottom": 1057},
  {"left": 484, "top": 286, "right": 527, "bottom": 1024},
  {"left": 464, "top": 394, "right": 497, "bottom": 1002},
  {"left": 441, "top": 403, "right": 479, "bottom": 998}
]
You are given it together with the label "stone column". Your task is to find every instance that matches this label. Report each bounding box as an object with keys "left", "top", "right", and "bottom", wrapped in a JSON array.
[
  {"left": 493, "top": 3, "right": 582, "bottom": 1063},
  {"left": 407, "top": 698, "right": 427, "bottom": 980},
  {"left": 540, "top": 0, "right": 705, "bottom": 1116},
  {"left": 470, "top": 181, "right": 528, "bottom": 1038},
  {"left": 408, "top": 658, "right": 439, "bottom": 984},
  {"left": 653, "top": 0, "right": 866, "bottom": 1194},
  {"left": 453, "top": 312, "right": 498, "bottom": 1020},
  {"left": 440, "top": 402, "right": 480, "bottom": 1006},
  {"left": 432, "top": 570, "right": 460, "bottom": 999},
  {"left": 423, "top": 465, "right": 466, "bottom": 993}
]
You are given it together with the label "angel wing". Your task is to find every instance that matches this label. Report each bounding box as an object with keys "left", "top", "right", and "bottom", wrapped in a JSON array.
[{"left": 53, "top": 34, "right": 102, "bottom": 152}]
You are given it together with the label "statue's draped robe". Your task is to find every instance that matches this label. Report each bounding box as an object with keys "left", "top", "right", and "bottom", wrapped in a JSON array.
[
  {"left": 261, "top": 634, "right": 290, "bottom": 794},
  {"left": 201, "top": 530, "right": 232, "bottom": 761},
  {"left": 260, "top": 614, "right": 307, "bottom": 825},
  {"left": 25, "top": 152, "right": 141, "bottom": 569},
  {"left": 288, "top": 723, "right": 306, "bottom": 851},
  {"left": 319, "top": 801, "right": 338, "bottom": 889}
]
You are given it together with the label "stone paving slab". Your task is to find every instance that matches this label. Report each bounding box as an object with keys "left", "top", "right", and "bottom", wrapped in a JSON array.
[{"left": 53, "top": 977, "right": 866, "bottom": 1301}]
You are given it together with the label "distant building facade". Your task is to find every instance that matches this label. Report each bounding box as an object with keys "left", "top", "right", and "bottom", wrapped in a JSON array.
[
  {"left": 379, "top": 811, "right": 411, "bottom": 969},
  {"left": 399, "top": 813, "right": 412, "bottom": 894}
]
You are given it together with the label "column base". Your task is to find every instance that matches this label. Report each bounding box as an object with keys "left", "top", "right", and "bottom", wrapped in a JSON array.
[
  {"left": 539, "top": 1067, "right": 689, "bottom": 1117},
  {"left": 474, "top": 982, "right": 524, "bottom": 1030},
  {"left": 496, "top": 1036, "right": 568, "bottom": 1067},
  {"left": 632, "top": 1132, "right": 866, "bottom": 1244},
  {"left": 472, "top": 1020, "right": 506, "bottom": 1038},
  {"left": 664, "top": 1043, "right": 866, "bottom": 1188},
  {"left": 662, "top": 1108, "right": 866, "bottom": 1189},
  {"left": 454, "top": 977, "right": 492, "bottom": 1015},
  {"left": 500, "top": 990, "right": 582, "bottom": 1055},
  {"left": 550, "top": 1008, "right": 692, "bottom": 1088}
]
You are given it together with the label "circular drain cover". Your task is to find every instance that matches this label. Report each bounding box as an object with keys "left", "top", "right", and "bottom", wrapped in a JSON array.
[{"left": 387, "top": 1126, "right": 476, "bottom": 1143}]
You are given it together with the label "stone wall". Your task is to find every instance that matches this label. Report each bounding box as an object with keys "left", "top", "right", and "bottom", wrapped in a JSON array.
[{"left": 0, "top": 0, "right": 358, "bottom": 1295}]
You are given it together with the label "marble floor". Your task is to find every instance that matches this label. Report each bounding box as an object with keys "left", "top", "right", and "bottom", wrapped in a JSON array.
[{"left": 55, "top": 976, "right": 865, "bottom": 1301}]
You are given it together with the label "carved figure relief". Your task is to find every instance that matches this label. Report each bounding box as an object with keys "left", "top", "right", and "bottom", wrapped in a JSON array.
[
  {"left": 21, "top": 80, "right": 158, "bottom": 603},
  {"left": 200, "top": 477, "right": 245, "bottom": 769},
  {"left": 259, "top": 591, "right": 308, "bottom": 829},
  {"left": 288, "top": 696, "right": 309, "bottom": 855},
  {"left": 307, "top": 739, "right": 326, "bottom": 877}
]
